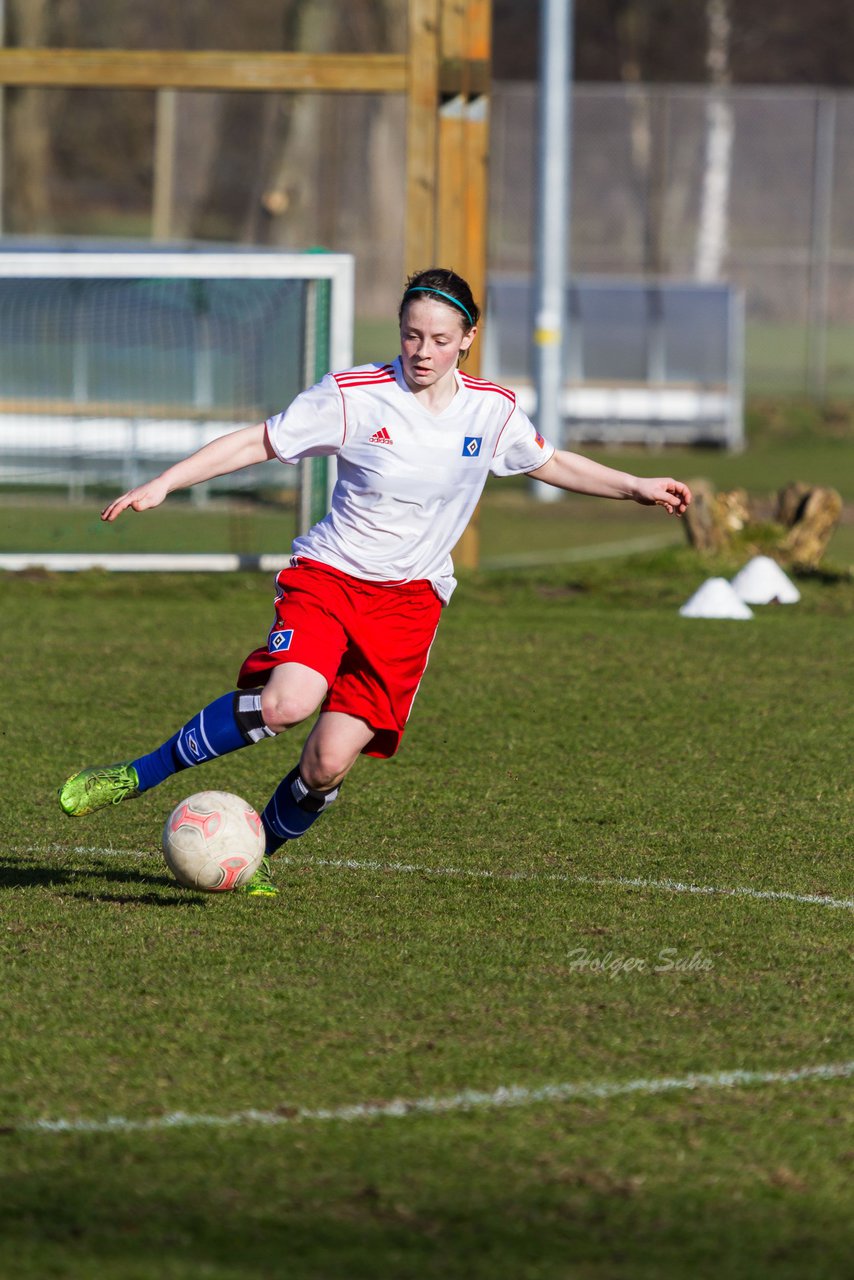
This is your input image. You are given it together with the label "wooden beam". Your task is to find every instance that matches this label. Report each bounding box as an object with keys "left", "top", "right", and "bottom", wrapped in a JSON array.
[
  {"left": 0, "top": 49, "right": 407, "bottom": 93},
  {"left": 440, "top": 0, "right": 467, "bottom": 75},
  {"left": 465, "top": 0, "right": 492, "bottom": 61},
  {"left": 439, "top": 57, "right": 489, "bottom": 98}
]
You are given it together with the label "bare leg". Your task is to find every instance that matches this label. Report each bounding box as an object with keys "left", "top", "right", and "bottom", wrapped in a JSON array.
[
  {"left": 259, "top": 710, "right": 375, "bottom": 855},
  {"left": 298, "top": 711, "right": 376, "bottom": 790},
  {"left": 260, "top": 662, "right": 330, "bottom": 732}
]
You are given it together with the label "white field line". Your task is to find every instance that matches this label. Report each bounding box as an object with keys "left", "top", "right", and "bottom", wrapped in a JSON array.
[
  {"left": 16, "top": 1060, "right": 854, "bottom": 1137},
  {"left": 278, "top": 855, "right": 854, "bottom": 912},
  {"left": 480, "top": 532, "right": 678, "bottom": 571},
  {"left": 22, "top": 846, "right": 854, "bottom": 912}
]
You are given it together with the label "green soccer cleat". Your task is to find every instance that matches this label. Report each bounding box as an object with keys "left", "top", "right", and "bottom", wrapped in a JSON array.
[
  {"left": 237, "top": 856, "right": 278, "bottom": 897},
  {"left": 59, "top": 762, "right": 141, "bottom": 817}
]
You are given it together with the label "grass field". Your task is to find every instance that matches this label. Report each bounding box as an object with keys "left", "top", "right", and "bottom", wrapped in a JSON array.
[{"left": 2, "top": 527, "right": 852, "bottom": 1277}]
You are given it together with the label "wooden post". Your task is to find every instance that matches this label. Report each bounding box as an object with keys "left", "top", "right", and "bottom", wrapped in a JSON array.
[
  {"left": 405, "top": 0, "right": 440, "bottom": 275},
  {"left": 435, "top": 0, "right": 492, "bottom": 568},
  {"left": 459, "top": 0, "right": 491, "bottom": 371},
  {"left": 458, "top": 0, "right": 491, "bottom": 371},
  {"left": 152, "top": 87, "right": 177, "bottom": 241},
  {"left": 405, "top": 0, "right": 492, "bottom": 301},
  {"left": 437, "top": 1, "right": 467, "bottom": 274}
]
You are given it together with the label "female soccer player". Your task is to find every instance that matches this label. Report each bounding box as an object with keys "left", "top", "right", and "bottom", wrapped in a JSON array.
[{"left": 59, "top": 267, "right": 692, "bottom": 895}]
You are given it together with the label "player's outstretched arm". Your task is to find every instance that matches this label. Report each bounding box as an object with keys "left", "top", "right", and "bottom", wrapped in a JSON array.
[
  {"left": 528, "top": 449, "right": 691, "bottom": 515},
  {"left": 101, "top": 423, "right": 274, "bottom": 522}
]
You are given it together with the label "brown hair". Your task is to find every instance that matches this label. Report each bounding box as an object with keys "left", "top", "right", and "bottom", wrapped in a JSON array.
[{"left": 399, "top": 267, "right": 480, "bottom": 331}]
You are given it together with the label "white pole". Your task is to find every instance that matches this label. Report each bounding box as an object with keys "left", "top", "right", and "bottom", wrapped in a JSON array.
[
  {"left": 806, "top": 93, "right": 836, "bottom": 399},
  {"left": 532, "top": 0, "right": 573, "bottom": 502},
  {"left": 0, "top": 0, "right": 6, "bottom": 235}
]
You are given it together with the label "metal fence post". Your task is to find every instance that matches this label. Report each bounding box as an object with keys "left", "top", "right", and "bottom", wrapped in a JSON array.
[
  {"left": 806, "top": 93, "right": 836, "bottom": 399},
  {"left": 531, "top": 0, "right": 573, "bottom": 502}
]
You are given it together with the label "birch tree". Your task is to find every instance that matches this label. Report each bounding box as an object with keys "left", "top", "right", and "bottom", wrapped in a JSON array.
[{"left": 695, "top": 0, "right": 733, "bottom": 280}]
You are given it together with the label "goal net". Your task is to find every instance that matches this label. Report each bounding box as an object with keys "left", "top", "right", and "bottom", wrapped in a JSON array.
[{"left": 0, "top": 246, "right": 353, "bottom": 569}]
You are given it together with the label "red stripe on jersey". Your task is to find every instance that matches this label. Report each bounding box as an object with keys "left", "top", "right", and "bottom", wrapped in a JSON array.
[
  {"left": 333, "top": 367, "right": 395, "bottom": 444},
  {"left": 459, "top": 372, "right": 516, "bottom": 404},
  {"left": 335, "top": 372, "right": 395, "bottom": 384},
  {"left": 336, "top": 363, "right": 394, "bottom": 377},
  {"left": 334, "top": 365, "right": 395, "bottom": 388}
]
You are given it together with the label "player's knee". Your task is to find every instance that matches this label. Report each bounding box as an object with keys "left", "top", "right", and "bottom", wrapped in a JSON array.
[
  {"left": 259, "top": 686, "right": 318, "bottom": 733},
  {"left": 300, "top": 746, "right": 354, "bottom": 792}
]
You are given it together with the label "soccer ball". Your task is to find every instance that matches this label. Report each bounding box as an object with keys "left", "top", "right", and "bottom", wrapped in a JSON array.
[{"left": 162, "top": 791, "right": 265, "bottom": 892}]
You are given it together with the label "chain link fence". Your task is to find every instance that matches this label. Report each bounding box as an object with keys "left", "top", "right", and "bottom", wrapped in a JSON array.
[
  {"left": 3, "top": 80, "right": 854, "bottom": 395},
  {"left": 490, "top": 82, "right": 854, "bottom": 396}
]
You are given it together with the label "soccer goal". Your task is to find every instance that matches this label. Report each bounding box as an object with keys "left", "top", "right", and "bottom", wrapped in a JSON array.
[{"left": 0, "top": 245, "right": 353, "bottom": 570}]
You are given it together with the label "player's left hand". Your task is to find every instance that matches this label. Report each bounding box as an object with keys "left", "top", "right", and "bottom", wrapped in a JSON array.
[{"left": 634, "top": 478, "right": 692, "bottom": 515}]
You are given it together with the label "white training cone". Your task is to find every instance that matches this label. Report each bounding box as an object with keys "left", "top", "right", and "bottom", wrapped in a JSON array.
[
  {"left": 730, "top": 556, "right": 800, "bottom": 605},
  {"left": 679, "top": 577, "right": 754, "bottom": 620}
]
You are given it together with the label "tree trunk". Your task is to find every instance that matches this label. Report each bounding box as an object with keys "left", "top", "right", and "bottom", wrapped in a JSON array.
[
  {"left": 695, "top": 0, "right": 733, "bottom": 281},
  {"left": 4, "top": 0, "right": 53, "bottom": 232},
  {"left": 616, "top": 3, "right": 663, "bottom": 273},
  {"left": 682, "top": 478, "right": 729, "bottom": 554},
  {"left": 779, "top": 485, "right": 842, "bottom": 568},
  {"left": 239, "top": 0, "right": 404, "bottom": 313},
  {"left": 241, "top": 0, "right": 338, "bottom": 248}
]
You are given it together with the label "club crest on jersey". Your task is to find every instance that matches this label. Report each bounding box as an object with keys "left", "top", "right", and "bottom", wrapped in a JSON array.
[
  {"left": 463, "top": 436, "right": 482, "bottom": 457},
  {"left": 268, "top": 627, "right": 294, "bottom": 653},
  {"left": 369, "top": 427, "right": 393, "bottom": 445}
]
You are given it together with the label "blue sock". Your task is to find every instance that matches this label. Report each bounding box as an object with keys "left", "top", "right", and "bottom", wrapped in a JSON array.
[
  {"left": 132, "top": 689, "right": 276, "bottom": 793},
  {"left": 262, "top": 767, "right": 340, "bottom": 855}
]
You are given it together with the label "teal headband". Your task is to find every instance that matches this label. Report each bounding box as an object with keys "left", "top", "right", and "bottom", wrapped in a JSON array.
[{"left": 403, "top": 286, "right": 474, "bottom": 327}]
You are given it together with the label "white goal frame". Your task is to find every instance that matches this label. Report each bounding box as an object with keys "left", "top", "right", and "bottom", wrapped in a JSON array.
[
  {"left": 0, "top": 247, "right": 353, "bottom": 371},
  {"left": 0, "top": 247, "right": 354, "bottom": 572}
]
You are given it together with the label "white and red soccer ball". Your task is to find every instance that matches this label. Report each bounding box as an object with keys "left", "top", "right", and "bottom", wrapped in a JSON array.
[{"left": 162, "top": 791, "right": 265, "bottom": 891}]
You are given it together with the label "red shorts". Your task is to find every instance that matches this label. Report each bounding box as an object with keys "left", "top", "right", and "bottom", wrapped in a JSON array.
[{"left": 237, "top": 559, "right": 443, "bottom": 758}]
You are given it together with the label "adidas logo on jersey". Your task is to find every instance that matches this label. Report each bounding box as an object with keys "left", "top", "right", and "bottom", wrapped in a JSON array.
[{"left": 369, "top": 427, "right": 394, "bottom": 445}]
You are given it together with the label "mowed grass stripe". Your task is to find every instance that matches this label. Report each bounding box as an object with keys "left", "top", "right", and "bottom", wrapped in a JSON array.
[{"left": 18, "top": 1060, "right": 854, "bottom": 1136}]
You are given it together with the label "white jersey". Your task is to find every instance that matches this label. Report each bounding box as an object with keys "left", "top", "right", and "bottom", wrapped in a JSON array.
[{"left": 265, "top": 356, "right": 555, "bottom": 603}]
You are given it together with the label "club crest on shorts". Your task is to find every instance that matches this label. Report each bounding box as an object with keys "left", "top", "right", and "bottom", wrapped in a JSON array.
[
  {"left": 268, "top": 627, "right": 294, "bottom": 653},
  {"left": 463, "top": 436, "right": 482, "bottom": 457}
]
